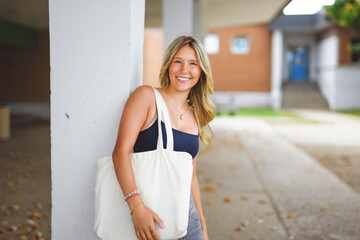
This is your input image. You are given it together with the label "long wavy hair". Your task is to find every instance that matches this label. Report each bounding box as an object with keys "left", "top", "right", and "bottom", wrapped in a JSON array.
[{"left": 159, "top": 36, "right": 215, "bottom": 146}]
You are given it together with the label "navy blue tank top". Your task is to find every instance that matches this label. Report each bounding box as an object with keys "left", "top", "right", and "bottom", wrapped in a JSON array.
[{"left": 133, "top": 115, "right": 199, "bottom": 159}]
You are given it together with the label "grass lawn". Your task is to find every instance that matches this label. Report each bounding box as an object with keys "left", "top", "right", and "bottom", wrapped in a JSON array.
[
  {"left": 216, "top": 108, "right": 320, "bottom": 124},
  {"left": 234, "top": 108, "right": 296, "bottom": 117},
  {"left": 337, "top": 110, "right": 360, "bottom": 117}
]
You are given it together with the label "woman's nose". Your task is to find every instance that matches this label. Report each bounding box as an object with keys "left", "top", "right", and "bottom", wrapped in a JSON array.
[{"left": 180, "top": 63, "right": 190, "bottom": 73}]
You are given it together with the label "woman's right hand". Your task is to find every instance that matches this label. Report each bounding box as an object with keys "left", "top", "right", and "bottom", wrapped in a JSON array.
[{"left": 131, "top": 202, "right": 164, "bottom": 240}]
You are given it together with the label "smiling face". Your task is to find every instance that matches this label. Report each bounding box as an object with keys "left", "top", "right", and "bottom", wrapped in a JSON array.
[{"left": 168, "top": 44, "right": 202, "bottom": 93}]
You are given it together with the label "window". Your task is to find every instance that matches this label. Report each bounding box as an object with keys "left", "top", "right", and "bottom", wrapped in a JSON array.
[
  {"left": 231, "top": 35, "right": 250, "bottom": 54},
  {"left": 204, "top": 34, "right": 219, "bottom": 54},
  {"left": 350, "top": 38, "right": 360, "bottom": 64}
]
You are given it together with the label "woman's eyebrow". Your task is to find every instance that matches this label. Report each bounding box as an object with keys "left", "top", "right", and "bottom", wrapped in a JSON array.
[{"left": 173, "top": 56, "right": 198, "bottom": 62}]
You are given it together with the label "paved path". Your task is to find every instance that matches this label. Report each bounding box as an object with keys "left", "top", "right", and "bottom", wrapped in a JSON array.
[{"left": 198, "top": 113, "right": 360, "bottom": 240}]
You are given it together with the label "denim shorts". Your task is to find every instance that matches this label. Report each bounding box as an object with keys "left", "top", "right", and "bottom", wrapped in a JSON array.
[{"left": 177, "top": 194, "right": 203, "bottom": 240}]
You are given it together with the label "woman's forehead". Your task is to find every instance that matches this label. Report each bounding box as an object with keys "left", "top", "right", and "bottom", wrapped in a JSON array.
[{"left": 174, "top": 45, "right": 198, "bottom": 61}]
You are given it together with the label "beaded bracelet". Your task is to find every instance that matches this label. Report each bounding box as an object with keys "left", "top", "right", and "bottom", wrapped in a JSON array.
[
  {"left": 125, "top": 192, "right": 139, "bottom": 202},
  {"left": 124, "top": 190, "right": 140, "bottom": 201}
]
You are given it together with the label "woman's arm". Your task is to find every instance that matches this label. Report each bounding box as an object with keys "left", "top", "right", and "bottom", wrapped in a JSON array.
[
  {"left": 112, "top": 85, "right": 163, "bottom": 240},
  {"left": 191, "top": 156, "right": 209, "bottom": 240}
]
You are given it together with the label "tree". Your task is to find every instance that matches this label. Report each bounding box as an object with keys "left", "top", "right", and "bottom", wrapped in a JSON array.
[{"left": 325, "top": 0, "right": 360, "bottom": 30}]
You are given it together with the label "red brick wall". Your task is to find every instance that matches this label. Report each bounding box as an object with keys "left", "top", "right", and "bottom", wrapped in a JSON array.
[{"left": 208, "top": 24, "right": 271, "bottom": 92}]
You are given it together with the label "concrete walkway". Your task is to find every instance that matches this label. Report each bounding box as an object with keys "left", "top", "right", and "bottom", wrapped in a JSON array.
[{"left": 198, "top": 112, "right": 360, "bottom": 240}]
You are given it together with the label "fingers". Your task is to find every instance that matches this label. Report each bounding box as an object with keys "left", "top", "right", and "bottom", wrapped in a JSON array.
[
  {"left": 145, "top": 231, "right": 154, "bottom": 240},
  {"left": 152, "top": 213, "right": 165, "bottom": 229},
  {"left": 150, "top": 228, "right": 160, "bottom": 240},
  {"left": 136, "top": 229, "right": 159, "bottom": 240},
  {"left": 136, "top": 231, "right": 141, "bottom": 240}
]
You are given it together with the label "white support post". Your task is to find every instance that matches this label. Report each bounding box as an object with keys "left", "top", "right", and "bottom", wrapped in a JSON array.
[
  {"left": 163, "top": 0, "right": 193, "bottom": 49},
  {"left": 193, "top": 0, "right": 203, "bottom": 41},
  {"left": 49, "top": 0, "right": 145, "bottom": 239},
  {"left": 271, "top": 29, "right": 283, "bottom": 110}
]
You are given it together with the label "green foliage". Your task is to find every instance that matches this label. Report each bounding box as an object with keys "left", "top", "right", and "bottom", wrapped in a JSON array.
[
  {"left": 325, "top": 0, "right": 360, "bottom": 30},
  {"left": 348, "top": 42, "right": 360, "bottom": 54}
]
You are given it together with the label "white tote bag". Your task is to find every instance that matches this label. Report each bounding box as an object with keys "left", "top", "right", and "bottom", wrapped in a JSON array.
[{"left": 94, "top": 88, "right": 194, "bottom": 240}]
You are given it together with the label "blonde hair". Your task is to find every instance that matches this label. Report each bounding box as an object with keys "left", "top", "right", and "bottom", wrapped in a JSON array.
[{"left": 159, "top": 36, "right": 215, "bottom": 146}]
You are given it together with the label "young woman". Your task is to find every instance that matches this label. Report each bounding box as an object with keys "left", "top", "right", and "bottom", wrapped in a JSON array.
[{"left": 112, "top": 36, "right": 215, "bottom": 240}]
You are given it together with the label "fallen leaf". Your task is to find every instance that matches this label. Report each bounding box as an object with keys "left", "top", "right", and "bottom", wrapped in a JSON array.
[
  {"left": 25, "top": 219, "right": 39, "bottom": 229},
  {"left": 257, "top": 200, "right": 266, "bottom": 204},
  {"left": 257, "top": 219, "right": 264, "bottom": 224},
  {"left": 29, "top": 212, "right": 45, "bottom": 220},
  {"left": 35, "top": 231, "right": 43, "bottom": 238},
  {"left": 242, "top": 195, "right": 250, "bottom": 201},
  {"left": 241, "top": 221, "right": 250, "bottom": 227},
  {"left": 329, "top": 202, "right": 336, "bottom": 207},
  {"left": 224, "top": 197, "right": 231, "bottom": 203},
  {"left": 270, "top": 226, "right": 277, "bottom": 231},
  {"left": 252, "top": 235, "right": 259, "bottom": 240},
  {"left": 0, "top": 227, "right": 6, "bottom": 233},
  {"left": 9, "top": 225, "right": 18, "bottom": 232},
  {"left": 320, "top": 207, "right": 327, "bottom": 212},
  {"left": 10, "top": 203, "right": 21, "bottom": 210},
  {"left": 205, "top": 178, "right": 212, "bottom": 183},
  {"left": 203, "top": 186, "right": 217, "bottom": 192},
  {"left": 34, "top": 201, "right": 43, "bottom": 209},
  {"left": 333, "top": 211, "right": 341, "bottom": 218},
  {"left": 234, "top": 226, "right": 242, "bottom": 232},
  {"left": 287, "top": 214, "right": 297, "bottom": 219},
  {"left": 0, "top": 205, "right": 7, "bottom": 211},
  {"left": 206, "top": 200, "right": 213, "bottom": 205}
]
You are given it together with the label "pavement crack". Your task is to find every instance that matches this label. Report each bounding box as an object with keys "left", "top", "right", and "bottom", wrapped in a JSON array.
[{"left": 244, "top": 149, "right": 291, "bottom": 239}]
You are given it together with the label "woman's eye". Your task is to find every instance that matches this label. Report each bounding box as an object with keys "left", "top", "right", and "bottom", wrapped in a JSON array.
[
  {"left": 190, "top": 62, "right": 197, "bottom": 66},
  {"left": 174, "top": 60, "right": 181, "bottom": 63}
]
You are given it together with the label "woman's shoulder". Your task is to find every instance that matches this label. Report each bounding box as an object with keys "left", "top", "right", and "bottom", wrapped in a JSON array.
[{"left": 130, "top": 85, "right": 156, "bottom": 103}]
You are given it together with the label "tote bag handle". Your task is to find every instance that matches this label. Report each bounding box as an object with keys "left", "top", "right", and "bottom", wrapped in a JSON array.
[{"left": 153, "top": 88, "right": 174, "bottom": 151}]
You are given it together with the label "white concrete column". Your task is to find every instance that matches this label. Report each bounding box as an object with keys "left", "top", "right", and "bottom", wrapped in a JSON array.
[
  {"left": 271, "top": 29, "right": 283, "bottom": 110},
  {"left": 49, "top": 0, "right": 145, "bottom": 239},
  {"left": 163, "top": 0, "right": 193, "bottom": 49},
  {"left": 193, "top": 0, "right": 202, "bottom": 41}
]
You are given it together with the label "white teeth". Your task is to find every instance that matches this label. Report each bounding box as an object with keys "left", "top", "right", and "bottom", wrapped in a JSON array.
[{"left": 177, "top": 77, "right": 190, "bottom": 81}]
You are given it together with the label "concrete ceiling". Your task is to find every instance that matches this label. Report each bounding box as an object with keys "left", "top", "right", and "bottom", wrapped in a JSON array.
[
  {"left": 0, "top": 0, "right": 290, "bottom": 31},
  {"left": 204, "top": 0, "right": 291, "bottom": 29}
]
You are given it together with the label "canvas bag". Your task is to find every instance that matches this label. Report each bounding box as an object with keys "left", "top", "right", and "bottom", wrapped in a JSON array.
[{"left": 94, "top": 88, "right": 194, "bottom": 240}]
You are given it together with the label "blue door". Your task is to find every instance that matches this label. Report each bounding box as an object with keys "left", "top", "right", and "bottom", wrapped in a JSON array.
[{"left": 290, "top": 49, "right": 307, "bottom": 81}]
